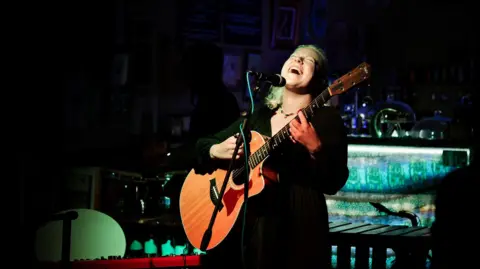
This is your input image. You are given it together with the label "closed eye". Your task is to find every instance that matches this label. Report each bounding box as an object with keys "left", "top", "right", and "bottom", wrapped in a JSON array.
[{"left": 290, "top": 55, "right": 316, "bottom": 65}]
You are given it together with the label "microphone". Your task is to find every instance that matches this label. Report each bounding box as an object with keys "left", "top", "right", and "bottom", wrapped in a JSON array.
[
  {"left": 248, "top": 71, "right": 286, "bottom": 86},
  {"left": 50, "top": 211, "right": 79, "bottom": 221}
]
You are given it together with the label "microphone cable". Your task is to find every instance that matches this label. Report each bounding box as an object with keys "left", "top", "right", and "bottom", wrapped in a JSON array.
[{"left": 239, "top": 72, "right": 255, "bottom": 269}]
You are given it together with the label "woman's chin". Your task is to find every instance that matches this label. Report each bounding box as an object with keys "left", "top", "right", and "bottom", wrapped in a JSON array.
[
  {"left": 284, "top": 83, "right": 298, "bottom": 91},
  {"left": 284, "top": 78, "right": 300, "bottom": 88}
]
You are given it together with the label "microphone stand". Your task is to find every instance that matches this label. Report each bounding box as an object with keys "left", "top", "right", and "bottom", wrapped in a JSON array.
[
  {"left": 200, "top": 79, "right": 261, "bottom": 251},
  {"left": 36, "top": 211, "right": 79, "bottom": 269}
]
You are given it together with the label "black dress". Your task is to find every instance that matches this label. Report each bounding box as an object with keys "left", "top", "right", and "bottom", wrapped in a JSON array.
[{"left": 195, "top": 104, "right": 349, "bottom": 269}]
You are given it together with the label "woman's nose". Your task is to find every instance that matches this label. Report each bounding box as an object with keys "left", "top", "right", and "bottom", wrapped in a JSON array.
[{"left": 293, "top": 57, "right": 303, "bottom": 64}]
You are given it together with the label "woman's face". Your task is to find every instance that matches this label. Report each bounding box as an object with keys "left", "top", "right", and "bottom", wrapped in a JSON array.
[{"left": 280, "top": 47, "right": 320, "bottom": 92}]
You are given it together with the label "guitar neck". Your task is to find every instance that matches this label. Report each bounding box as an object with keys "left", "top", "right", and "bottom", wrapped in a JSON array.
[{"left": 248, "top": 89, "right": 332, "bottom": 169}]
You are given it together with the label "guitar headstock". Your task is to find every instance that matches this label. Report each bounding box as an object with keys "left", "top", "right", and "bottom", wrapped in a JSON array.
[{"left": 329, "top": 62, "right": 371, "bottom": 96}]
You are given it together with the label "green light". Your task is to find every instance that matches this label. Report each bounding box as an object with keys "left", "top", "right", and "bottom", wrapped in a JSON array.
[
  {"left": 175, "top": 244, "right": 188, "bottom": 255},
  {"left": 129, "top": 240, "right": 143, "bottom": 251},
  {"left": 193, "top": 248, "right": 206, "bottom": 255},
  {"left": 144, "top": 239, "right": 157, "bottom": 255},
  {"left": 325, "top": 145, "right": 469, "bottom": 227},
  {"left": 161, "top": 240, "right": 175, "bottom": 256},
  {"left": 35, "top": 209, "right": 126, "bottom": 262},
  {"left": 342, "top": 145, "right": 470, "bottom": 193},
  {"left": 348, "top": 145, "right": 470, "bottom": 156}
]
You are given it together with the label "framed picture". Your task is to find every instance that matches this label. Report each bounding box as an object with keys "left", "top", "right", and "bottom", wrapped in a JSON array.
[
  {"left": 222, "top": 53, "right": 243, "bottom": 90},
  {"left": 271, "top": 6, "right": 299, "bottom": 49}
]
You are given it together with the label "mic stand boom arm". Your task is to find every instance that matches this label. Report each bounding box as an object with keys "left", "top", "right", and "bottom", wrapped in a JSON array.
[{"left": 199, "top": 83, "right": 260, "bottom": 251}]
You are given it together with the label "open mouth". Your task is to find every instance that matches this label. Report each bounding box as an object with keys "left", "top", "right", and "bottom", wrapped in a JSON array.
[{"left": 289, "top": 67, "right": 301, "bottom": 75}]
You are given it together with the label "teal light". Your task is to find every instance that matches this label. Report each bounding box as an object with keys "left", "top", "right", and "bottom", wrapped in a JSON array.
[
  {"left": 35, "top": 209, "right": 126, "bottom": 262},
  {"left": 327, "top": 145, "right": 469, "bottom": 227},
  {"left": 144, "top": 239, "right": 157, "bottom": 255},
  {"left": 129, "top": 240, "right": 143, "bottom": 251},
  {"left": 193, "top": 248, "right": 206, "bottom": 255},
  {"left": 342, "top": 145, "right": 470, "bottom": 193},
  {"left": 161, "top": 240, "right": 175, "bottom": 256},
  {"left": 175, "top": 244, "right": 188, "bottom": 255},
  {"left": 331, "top": 247, "right": 398, "bottom": 269}
]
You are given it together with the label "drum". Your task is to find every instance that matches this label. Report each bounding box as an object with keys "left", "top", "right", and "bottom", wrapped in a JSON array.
[
  {"left": 163, "top": 170, "right": 189, "bottom": 213},
  {"left": 141, "top": 176, "right": 170, "bottom": 217},
  {"left": 101, "top": 169, "right": 145, "bottom": 219}
]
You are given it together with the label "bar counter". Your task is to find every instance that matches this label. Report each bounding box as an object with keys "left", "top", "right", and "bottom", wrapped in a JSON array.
[{"left": 328, "top": 136, "right": 472, "bottom": 226}]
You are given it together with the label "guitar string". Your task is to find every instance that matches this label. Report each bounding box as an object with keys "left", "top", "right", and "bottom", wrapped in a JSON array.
[{"left": 230, "top": 90, "right": 329, "bottom": 182}]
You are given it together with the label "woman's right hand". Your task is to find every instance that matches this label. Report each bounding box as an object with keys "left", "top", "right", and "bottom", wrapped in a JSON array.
[{"left": 209, "top": 135, "right": 244, "bottom": 160}]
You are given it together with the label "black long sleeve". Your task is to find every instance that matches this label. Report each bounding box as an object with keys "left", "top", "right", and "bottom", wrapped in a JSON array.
[
  {"left": 195, "top": 117, "right": 244, "bottom": 171},
  {"left": 310, "top": 106, "right": 349, "bottom": 194}
]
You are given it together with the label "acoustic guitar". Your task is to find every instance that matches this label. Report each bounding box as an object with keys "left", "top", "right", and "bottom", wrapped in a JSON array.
[{"left": 179, "top": 62, "right": 371, "bottom": 250}]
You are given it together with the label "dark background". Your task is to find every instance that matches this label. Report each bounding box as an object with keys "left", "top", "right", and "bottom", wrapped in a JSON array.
[{"left": 16, "top": 0, "right": 476, "bottom": 263}]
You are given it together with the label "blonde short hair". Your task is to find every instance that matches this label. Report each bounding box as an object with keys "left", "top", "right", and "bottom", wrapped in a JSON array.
[{"left": 264, "top": 44, "right": 328, "bottom": 110}]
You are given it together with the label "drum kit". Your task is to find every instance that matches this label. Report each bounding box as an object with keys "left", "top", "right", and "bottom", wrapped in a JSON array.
[{"left": 101, "top": 169, "right": 188, "bottom": 222}]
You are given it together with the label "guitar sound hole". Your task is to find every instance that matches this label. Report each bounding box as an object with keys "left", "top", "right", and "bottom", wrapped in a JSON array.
[{"left": 232, "top": 168, "right": 248, "bottom": 186}]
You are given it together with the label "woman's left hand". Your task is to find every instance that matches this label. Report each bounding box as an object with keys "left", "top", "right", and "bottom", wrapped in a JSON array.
[{"left": 289, "top": 111, "right": 322, "bottom": 154}]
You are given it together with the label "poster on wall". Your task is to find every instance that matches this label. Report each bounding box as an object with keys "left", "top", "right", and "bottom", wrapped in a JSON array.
[
  {"left": 271, "top": 5, "right": 299, "bottom": 49},
  {"left": 223, "top": 53, "right": 243, "bottom": 90}
]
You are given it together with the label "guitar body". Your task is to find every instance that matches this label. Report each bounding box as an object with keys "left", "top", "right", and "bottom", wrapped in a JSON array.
[{"left": 179, "top": 131, "right": 277, "bottom": 250}]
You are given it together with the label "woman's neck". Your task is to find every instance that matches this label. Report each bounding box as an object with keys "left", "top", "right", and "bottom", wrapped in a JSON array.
[{"left": 281, "top": 89, "right": 312, "bottom": 114}]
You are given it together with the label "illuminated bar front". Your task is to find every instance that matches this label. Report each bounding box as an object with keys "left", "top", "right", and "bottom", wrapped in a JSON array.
[{"left": 327, "top": 143, "right": 471, "bottom": 226}]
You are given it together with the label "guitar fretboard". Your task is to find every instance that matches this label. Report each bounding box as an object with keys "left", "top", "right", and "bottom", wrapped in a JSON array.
[{"left": 247, "top": 89, "right": 332, "bottom": 169}]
